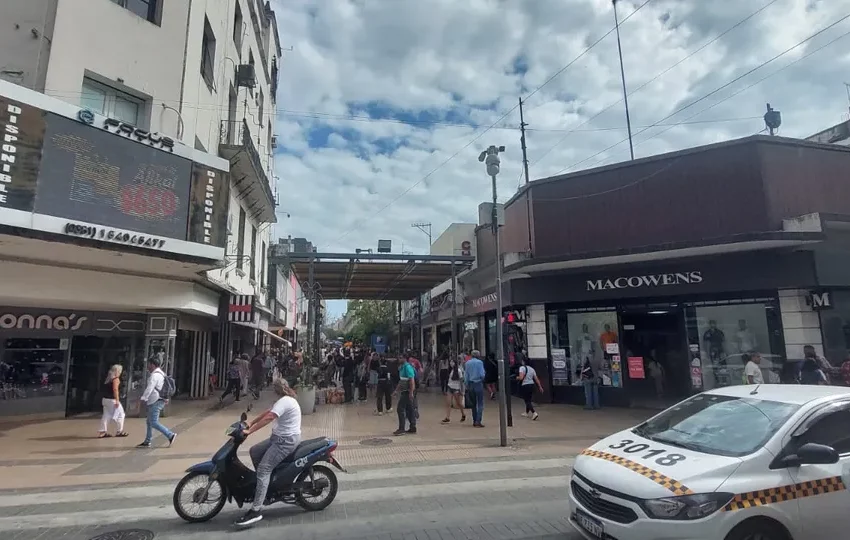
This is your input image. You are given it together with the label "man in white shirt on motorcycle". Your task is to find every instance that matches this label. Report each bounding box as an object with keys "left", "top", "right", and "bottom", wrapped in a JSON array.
[{"left": 235, "top": 377, "right": 302, "bottom": 527}]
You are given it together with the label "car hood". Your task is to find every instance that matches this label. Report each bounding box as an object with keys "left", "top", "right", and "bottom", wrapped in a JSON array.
[{"left": 574, "top": 429, "right": 743, "bottom": 499}]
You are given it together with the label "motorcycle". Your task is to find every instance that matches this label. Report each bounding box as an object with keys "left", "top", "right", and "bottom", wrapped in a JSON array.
[{"left": 173, "top": 411, "right": 346, "bottom": 523}]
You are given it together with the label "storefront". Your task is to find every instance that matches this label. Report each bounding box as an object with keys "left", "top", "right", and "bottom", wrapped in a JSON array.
[{"left": 510, "top": 250, "right": 820, "bottom": 408}]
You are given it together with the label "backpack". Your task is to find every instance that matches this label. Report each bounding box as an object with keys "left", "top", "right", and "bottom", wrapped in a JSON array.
[
  {"left": 227, "top": 364, "right": 241, "bottom": 380},
  {"left": 158, "top": 370, "right": 177, "bottom": 400}
]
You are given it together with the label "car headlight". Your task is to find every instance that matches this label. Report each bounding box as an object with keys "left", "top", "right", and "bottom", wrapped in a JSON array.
[{"left": 642, "top": 493, "right": 734, "bottom": 520}]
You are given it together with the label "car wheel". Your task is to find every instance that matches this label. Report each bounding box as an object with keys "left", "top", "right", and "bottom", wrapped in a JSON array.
[{"left": 725, "top": 519, "right": 790, "bottom": 540}]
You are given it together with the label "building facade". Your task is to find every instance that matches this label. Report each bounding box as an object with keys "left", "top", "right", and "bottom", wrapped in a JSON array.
[
  {"left": 0, "top": 0, "right": 283, "bottom": 415},
  {"left": 488, "top": 135, "right": 850, "bottom": 408}
]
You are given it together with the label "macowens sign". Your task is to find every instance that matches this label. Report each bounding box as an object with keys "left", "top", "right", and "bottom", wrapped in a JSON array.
[
  {"left": 587, "top": 271, "right": 703, "bottom": 291},
  {"left": 0, "top": 80, "right": 229, "bottom": 260}
]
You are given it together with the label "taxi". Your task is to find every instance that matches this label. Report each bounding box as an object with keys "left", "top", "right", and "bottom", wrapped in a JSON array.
[{"left": 568, "top": 384, "right": 850, "bottom": 540}]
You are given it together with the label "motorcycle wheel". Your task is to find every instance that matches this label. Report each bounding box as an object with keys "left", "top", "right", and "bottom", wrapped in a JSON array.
[
  {"left": 295, "top": 464, "right": 338, "bottom": 511},
  {"left": 173, "top": 472, "right": 227, "bottom": 523}
]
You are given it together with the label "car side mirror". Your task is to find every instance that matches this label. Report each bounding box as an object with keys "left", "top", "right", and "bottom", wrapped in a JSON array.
[{"left": 782, "top": 443, "right": 839, "bottom": 467}]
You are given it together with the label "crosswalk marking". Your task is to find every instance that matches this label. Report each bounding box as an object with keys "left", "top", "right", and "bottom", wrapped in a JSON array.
[{"left": 0, "top": 456, "right": 574, "bottom": 534}]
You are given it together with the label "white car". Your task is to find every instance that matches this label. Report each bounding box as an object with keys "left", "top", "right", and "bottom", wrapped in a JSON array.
[{"left": 569, "top": 384, "right": 850, "bottom": 540}]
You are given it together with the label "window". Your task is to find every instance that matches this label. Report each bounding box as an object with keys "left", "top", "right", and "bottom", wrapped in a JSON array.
[
  {"left": 250, "top": 225, "right": 257, "bottom": 281},
  {"left": 267, "top": 120, "right": 273, "bottom": 154},
  {"left": 110, "top": 0, "right": 160, "bottom": 24},
  {"left": 236, "top": 208, "right": 246, "bottom": 271},
  {"left": 547, "top": 309, "right": 620, "bottom": 387},
  {"left": 201, "top": 16, "right": 217, "bottom": 90},
  {"left": 258, "top": 89, "right": 264, "bottom": 125},
  {"left": 248, "top": 51, "right": 255, "bottom": 96},
  {"left": 80, "top": 78, "right": 142, "bottom": 126},
  {"left": 233, "top": 2, "right": 243, "bottom": 52},
  {"left": 261, "top": 241, "right": 267, "bottom": 286},
  {"left": 793, "top": 409, "right": 850, "bottom": 455},
  {"left": 634, "top": 394, "right": 800, "bottom": 457}
]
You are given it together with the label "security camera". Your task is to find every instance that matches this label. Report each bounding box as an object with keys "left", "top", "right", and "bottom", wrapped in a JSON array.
[{"left": 478, "top": 151, "right": 487, "bottom": 163}]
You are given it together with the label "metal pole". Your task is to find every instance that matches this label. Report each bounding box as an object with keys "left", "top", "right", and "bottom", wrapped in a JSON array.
[
  {"left": 613, "top": 0, "right": 635, "bottom": 161},
  {"left": 519, "top": 98, "right": 531, "bottom": 185},
  {"left": 451, "top": 257, "right": 458, "bottom": 360},
  {"left": 491, "top": 175, "right": 508, "bottom": 447},
  {"left": 305, "top": 256, "right": 315, "bottom": 386},
  {"left": 397, "top": 300, "right": 402, "bottom": 355}
]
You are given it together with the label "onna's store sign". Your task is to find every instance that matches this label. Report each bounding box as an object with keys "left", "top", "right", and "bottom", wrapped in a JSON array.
[{"left": 0, "top": 80, "right": 229, "bottom": 260}]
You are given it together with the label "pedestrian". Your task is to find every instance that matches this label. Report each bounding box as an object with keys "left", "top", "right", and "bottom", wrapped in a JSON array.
[
  {"left": 375, "top": 354, "right": 393, "bottom": 415},
  {"left": 485, "top": 353, "right": 499, "bottom": 400},
  {"left": 136, "top": 355, "right": 176, "bottom": 448},
  {"left": 517, "top": 358, "right": 543, "bottom": 420},
  {"left": 393, "top": 355, "right": 417, "bottom": 435},
  {"left": 356, "top": 357, "right": 368, "bottom": 402},
  {"left": 98, "top": 364, "right": 128, "bottom": 438},
  {"left": 263, "top": 352, "right": 274, "bottom": 386},
  {"left": 441, "top": 355, "right": 466, "bottom": 423},
  {"left": 238, "top": 354, "right": 251, "bottom": 398},
  {"left": 368, "top": 352, "right": 379, "bottom": 398},
  {"left": 464, "top": 350, "right": 486, "bottom": 428},
  {"left": 250, "top": 351, "right": 265, "bottom": 398},
  {"left": 342, "top": 351, "right": 355, "bottom": 403},
  {"left": 221, "top": 358, "right": 242, "bottom": 402},
  {"left": 579, "top": 357, "right": 600, "bottom": 410},
  {"left": 438, "top": 353, "right": 450, "bottom": 394},
  {"left": 207, "top": 352, "right": 217, "bottom": 395}
]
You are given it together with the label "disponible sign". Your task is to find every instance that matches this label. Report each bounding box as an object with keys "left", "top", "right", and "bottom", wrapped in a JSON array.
[{"left": 587, "top": 271, "right": 703, "bottom": 291}]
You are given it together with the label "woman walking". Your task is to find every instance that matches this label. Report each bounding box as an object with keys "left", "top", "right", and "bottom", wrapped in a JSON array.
[
  {"left": 517, "top": 359, "right": 544, "bottom": 420},
  {"left": 441, "top": 355, "right": 466, "bottom": 423},
  {"left": 98, "top": 364, "right": 128, "bottom": 438},
  {"left": 438, "top": 353, "right": 450, "bottom": 394},
  {"left": 220, "top": 358, "right": 242, "bottom": 403}
]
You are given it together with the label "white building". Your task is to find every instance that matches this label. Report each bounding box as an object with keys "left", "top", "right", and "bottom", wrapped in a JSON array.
[{"left": 0, "top": 0, "right": 282, "bottom": 416}]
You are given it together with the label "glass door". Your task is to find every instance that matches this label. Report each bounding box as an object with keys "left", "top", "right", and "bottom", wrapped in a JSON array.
[{"left": 1, "top": 338, "right": 68, "bottom": 416}]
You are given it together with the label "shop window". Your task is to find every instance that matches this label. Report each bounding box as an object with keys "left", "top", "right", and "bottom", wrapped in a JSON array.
[
  {"left": 687, "top": 302, "right": 784, "bottom": 390},
  {"left": 1, "top": 339, "right": 66, "bottom": 407},
  {"left": 819, "top": 290, "right": 850, "bottom": 369},
  {"left": 547, "top": 310, "right": 620, "bottom": 387}
]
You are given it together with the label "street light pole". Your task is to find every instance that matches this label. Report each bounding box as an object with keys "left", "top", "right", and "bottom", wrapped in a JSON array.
[
  {"left": 411, "top": 222, "right": 432, "bottom": 251},
  {"left": 613, "top": 0, "right": 635, "bottom": 160},
  {"left": 479, "top": 145, "right": 508, "bottom": 448}
]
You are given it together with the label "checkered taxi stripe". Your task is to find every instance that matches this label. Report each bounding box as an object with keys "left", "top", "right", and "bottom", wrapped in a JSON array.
[
  {"left": 580, "top": 449, "right": 694, "bottom": 496},
  {"left": 723, "top": 476, "right": 847, "bottom": 511}
]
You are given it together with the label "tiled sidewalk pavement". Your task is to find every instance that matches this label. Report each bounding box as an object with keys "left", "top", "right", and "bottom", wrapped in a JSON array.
[
  {"left": 0, "top": 388, "right": 650, "bottom": 490},
  {"left": 0, "top": 454, "right": 582, "bottom": 540}
]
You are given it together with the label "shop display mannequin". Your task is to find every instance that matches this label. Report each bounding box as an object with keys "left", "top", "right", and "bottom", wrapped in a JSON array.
[
  {"left": 703, "top": 320, "right": 725, "bottom": 363},
  {"left": 574, "top": 324, "right": 595, "bottom": 385},
  {"left": 735, "top": 319, "right": 757, "bottom": 353}
]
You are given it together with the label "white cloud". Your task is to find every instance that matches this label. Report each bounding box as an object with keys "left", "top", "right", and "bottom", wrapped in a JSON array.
[{"left": 270, "top": 0, "right": 850, "bottom": 257}]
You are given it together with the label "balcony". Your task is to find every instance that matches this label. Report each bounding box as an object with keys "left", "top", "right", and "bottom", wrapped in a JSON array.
[{"left": 219, "top": 119, "right": 277, "bottom": 223}]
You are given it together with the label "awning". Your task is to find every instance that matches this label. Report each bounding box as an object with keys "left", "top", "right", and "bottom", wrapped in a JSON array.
[{"left": 259, "top": 327, "right": 291, "bottom": 346}]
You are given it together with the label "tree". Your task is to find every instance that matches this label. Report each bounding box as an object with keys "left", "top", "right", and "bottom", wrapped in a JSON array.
[{"left": 346, "top": 300, "right": 396, "bottom": 344}]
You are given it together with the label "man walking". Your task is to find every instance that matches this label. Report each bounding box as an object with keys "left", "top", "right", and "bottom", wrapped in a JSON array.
[
  {"left": 137, "top": 355, "right": 177, "bottom": 448},
  {"left": 464, "top": 350, "right": 486, "bottom": 428},
  {"left": 375, "top": 355, "right": 393, "bottom": 415},
  {"left": 393, "top": 355, "right": 417, "bottom": 435},
  {"left": 238, "top": 353, "right": 251, "bottom": 398}
]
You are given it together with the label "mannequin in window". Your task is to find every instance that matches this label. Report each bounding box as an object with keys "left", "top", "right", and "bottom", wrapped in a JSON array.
[
  {"left": 574, "top": 324, "right": 595, "bottom": 384},
  {"left": 735, "top": 319, "right": 757, "bottom": 354},
  {"left": 703, "top": 320, "right": 725, "bottom": 364}
]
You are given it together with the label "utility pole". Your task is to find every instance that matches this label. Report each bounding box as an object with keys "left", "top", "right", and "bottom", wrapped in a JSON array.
[
  {"left": 519, "top": 98, "right": 531, "bottom": 185},
  {"left": 411, "top": 222, "right": 432, "bottom": 251},
  {"left": 612, "top": 0, "right": 635, "bottom": 160}
]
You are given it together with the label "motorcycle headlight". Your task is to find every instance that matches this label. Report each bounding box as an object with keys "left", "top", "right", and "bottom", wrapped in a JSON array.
[{"left": 642, "top": 493, "right": 734, "bottom": 520}]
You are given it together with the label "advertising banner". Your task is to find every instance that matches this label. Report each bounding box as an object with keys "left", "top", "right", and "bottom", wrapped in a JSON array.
[
  {"left": 551, "top": 348, "right": 569, "bottom": 386},
  {"left": 628, "top": 357, "right": 645, "bottom": 379},
  {"left": 0, "top": 82, "right": 229, "bottom": 259}
]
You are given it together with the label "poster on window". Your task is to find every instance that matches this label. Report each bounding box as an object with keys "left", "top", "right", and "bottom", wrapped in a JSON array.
[
  {"left": 628, "top": 357, "right": 645, "bottom": 379},
  {"left": 551, "top": 348, "right": 569, "bottom": 386}
]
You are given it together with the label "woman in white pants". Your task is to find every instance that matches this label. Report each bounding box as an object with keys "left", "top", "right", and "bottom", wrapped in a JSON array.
[{"left": 98, "top": 364, "right": 128, "bottom": 438}]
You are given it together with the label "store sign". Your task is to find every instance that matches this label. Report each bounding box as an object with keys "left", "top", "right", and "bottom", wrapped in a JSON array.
[
  {"left": 0, "top": 312, "right": 88, "bottom": 331},
  {"left": 587, "top": 271, "right": 703, "bottom": 291},
  {"left": 472, "top": 292, "right": 497, "bottom": 308},
  {"left": 64, "top": 222, "right": 166, "bottom": 248},
  {"left": 228, "top": 295, "right": 256, "bottom": 323},
  {"left": 627, "top": 357, "right": 645, "bottom": 379},
  {"left": 0, "top": 97, "right": 42, "bottom": 211},
  {"left": 808, "top": 291, "right": 832, "bottom": 311}
]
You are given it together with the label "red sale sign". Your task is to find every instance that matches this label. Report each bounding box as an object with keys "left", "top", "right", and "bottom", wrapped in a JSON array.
[{"left": 628, "top": 357, "right": 645, "bottom": 379}]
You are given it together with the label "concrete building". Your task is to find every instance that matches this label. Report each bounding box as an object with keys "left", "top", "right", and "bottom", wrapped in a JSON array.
[{"left": 0, "top": 0, "right": 282, "bottom": 416}]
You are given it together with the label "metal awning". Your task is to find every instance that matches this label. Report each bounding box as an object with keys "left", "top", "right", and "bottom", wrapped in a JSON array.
[{"left": 271, "top": 252, "right": 475, "bottom": 301}]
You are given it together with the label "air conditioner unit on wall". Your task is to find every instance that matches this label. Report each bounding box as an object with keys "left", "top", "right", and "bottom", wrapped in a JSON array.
[
  {"left": 236, "top": 64, "right": 256, "bottom": 88},
  {"left": 271, "top": 135, "right": 278, "bottom": 149}
]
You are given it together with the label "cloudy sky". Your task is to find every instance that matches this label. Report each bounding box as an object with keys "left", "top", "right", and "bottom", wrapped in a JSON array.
[{"left": 270, "top": 0, "right": 850, "bottom": 317}]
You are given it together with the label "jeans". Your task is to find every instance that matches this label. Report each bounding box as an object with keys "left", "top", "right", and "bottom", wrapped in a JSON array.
[
  {"left": 144, "top": 399, "right": 173, "bottom": 443},
  {"left": 583, "top": 379, "right": 601, "bottom": 409},
  {"left": 249, "top": 434, "right": 300, "bottom": 511},
  {"left": 520, "top": 384, "right": 535, "bottom": 414},
  {"left": 467, "top": 381, "right": 485, "bottom": 425},
  {"left": 439, "top": 369, "right": 449, "bottom": 393},
  {"left": 221, "top": 378, "right": 241, "bottom": 401},
  {"left": 343, "top": 376, "right": 354, "bottom": 402},
  {"left": 397, "top": 390, "right": 416, "bottom": 431},
  {"left": 376, "top": 380, "right": 392, "bottom": 412}
]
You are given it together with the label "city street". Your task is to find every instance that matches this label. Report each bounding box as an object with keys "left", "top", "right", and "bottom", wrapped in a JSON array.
[{"left": 0, "top": 392, "right": 649, "bottom": 540}]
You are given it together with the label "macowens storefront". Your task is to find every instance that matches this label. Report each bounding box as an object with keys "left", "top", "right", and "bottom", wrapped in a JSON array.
[
  {"left": 497, "top": 135, "right": 850, "bottom": 408},
  {"left": 0, "top": 80, "right": 230, "bottom": 417}
]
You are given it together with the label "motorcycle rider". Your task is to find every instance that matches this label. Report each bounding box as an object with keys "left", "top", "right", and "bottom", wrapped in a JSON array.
[{"left": 235, "top": 377, "right": 302, "bottom": 527}]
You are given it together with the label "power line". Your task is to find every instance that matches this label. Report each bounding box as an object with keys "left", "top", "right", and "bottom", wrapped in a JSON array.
[
  {"left": 554, "top": 11, "right": 850, "bottom": 175},
  {"left": 322, "top": 0, "right": 654, "bottom": 248},
  {"left": 530, "top": 0, "right": 780, "bottom": 170}
]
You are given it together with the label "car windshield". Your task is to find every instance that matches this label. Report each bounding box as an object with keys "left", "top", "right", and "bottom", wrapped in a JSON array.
[{"left": 633, "top": 394, "right": 800, "bottom": 457}]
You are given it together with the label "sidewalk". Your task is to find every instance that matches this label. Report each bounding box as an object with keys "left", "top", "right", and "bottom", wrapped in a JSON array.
[{"left": 0, "top": 390, "right": 651, "bottom": 490}]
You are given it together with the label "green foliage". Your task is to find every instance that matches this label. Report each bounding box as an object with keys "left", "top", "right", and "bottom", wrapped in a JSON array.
[{"left": 346, "top": 300, "right": 396, "bottom": 343}]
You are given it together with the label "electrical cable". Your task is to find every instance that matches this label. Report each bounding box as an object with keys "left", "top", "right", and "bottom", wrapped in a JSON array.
[
  {"left": 554, "top": 11, "right": 850, "bottom": 176},
  {"left": 530, "top": 0, "right": 780, "bottom": 170}
]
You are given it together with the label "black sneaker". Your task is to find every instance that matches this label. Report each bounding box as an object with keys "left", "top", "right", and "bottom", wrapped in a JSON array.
[
  {"left": 136, "top": 441, "right": 151, "bottom": 448},
  {"left": 406, "top": 427, "right": 417, "bottom": 434},
  {"left": 441, "top": 418, "right": 450, "bottom": 423},
  {"left": 393, "top": 429, "right": 406, "bottom": 436},
  {"left": 234, "top": 508, "right": 263, "bottom": 527},
  {"left": 168, "top": 433, "right": 177, "bottom": 446}
]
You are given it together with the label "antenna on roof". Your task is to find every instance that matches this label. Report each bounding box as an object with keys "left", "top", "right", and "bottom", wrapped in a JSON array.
[{"left": 764, "top": 103, "right": 781, "bottom": 136}]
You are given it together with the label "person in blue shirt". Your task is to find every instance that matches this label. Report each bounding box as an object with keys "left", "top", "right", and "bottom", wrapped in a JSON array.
[
  {"left": 464, "top": 350, "right": 486, "bottom": 427},
  {"left": 393, "top": 356, "right": 417, "bottom": 435}
]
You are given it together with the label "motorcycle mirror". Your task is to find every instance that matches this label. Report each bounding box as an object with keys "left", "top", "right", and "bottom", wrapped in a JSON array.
[{"left": 240, "top": 412, "right": 248, "bottom": 422}]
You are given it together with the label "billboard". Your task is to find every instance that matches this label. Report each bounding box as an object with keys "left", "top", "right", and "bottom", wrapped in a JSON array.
[{"left": 0, "top": 82, "right": 229, "bottom": 259}]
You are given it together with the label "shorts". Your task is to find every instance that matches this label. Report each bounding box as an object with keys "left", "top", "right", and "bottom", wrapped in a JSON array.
[{"left": 447, "top": 386, "right": 462, "bottom": 395}]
